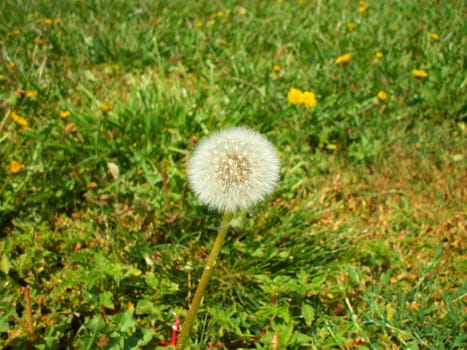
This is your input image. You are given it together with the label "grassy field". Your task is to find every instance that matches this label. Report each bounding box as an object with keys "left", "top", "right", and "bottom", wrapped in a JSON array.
[{"left": 1, "top": 0, "right": 465, "bottom": 349}]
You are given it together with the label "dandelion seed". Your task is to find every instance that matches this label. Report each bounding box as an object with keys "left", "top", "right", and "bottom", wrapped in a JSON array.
[
  {"left": 336, "top": 53, "right": 351, "bottom": 64},
  {"left": 7, "top": 160, "right": 23, "bottom": 175},
  {"left": 188, "top": 127, "right": 280, "bottom": 213},
  {"left": 100, "top": 103, "right": 112, "bottom": 112},
  {"left": 59, "top": 111, "right": 71, "bottom": 119},
  {"left": 428, "top": 32, "right": 440, "bottom": 40},
  {"left": 412, "top": 69, "right": 428, "bottom": 78},
  {"left": 11, "top": 111, "right": 29, "bottom": 128},
  {"left": 302, "top": 91, "right": 318, "bottom": 108},
  {"left": 377, "top": 91, "right": 388, "bottom": 101},
  {"left": 288, "top": 88, "right": 304, "bottom": 105}
]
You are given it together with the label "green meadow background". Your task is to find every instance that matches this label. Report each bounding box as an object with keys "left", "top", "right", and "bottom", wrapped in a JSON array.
[{"left": 0, "top": 0, "right": 465, "bottom": 349}]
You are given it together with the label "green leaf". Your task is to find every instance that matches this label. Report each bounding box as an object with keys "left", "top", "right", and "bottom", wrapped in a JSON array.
[
  {"left": 301, "top": 304, "right": 315, "bottom": 327},
  {"left": 99, "top": 291, "right": 114, "bottom": 309}
]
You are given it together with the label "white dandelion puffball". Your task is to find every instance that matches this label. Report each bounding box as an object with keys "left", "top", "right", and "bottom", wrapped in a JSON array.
[{"left": 188, "top": 126, "right": 280, "bottom": 213}]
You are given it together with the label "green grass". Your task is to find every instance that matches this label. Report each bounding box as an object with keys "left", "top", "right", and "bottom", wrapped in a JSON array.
[{"left": 0, "top": 0, "right": 465, "bottom": 349}]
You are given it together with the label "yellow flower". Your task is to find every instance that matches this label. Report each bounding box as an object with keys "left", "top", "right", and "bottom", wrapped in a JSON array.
[
  {"left": 377, "top": 91, "right": 388, "bottom": 101},
  {"left": 44, "top": 18, "right": 53, "bottom": 25},
  {"left": 7, "top": 29, "right": 20, "bottom": 37},
  {"left": 10, "top": 111, "right": 29, "bottom": 128},
  {"left": 59, "top": 111, "right": 71, "bottom": 119},
  {"left": 336, "top": 53, "right": 351, "bottom": 64},
  {"left": 288, "top": 88, "right": 304, "bottom": 105},
  {"left": 347, "top": 22, "right": 357, "bottom": 30},
  {"left": 7, "top": 160, "right": 23, "bottom": 175},
  {"left": 100, "top": 103, "right": 112, "bottom": 112},
  {"left": 428, "top": 32, "right": 440, "bottom": 40},
  {"left": 412, "top": 69, "right": 428, "bottom": 78},
  {"left": 302, "top": 91, "right": 318, "bottom": 108},
  {"left": 26, "top": 90, "right": 38, "bottom": 98},
  {"left": 273, "top": 65, "right": 281, "bottom": 72},
  {"left": 375, "top": 51, "right": 384, "bottom": 58},
  {"left": 195, "top": 21, "right": 203, "bottom": 28},
  {"left": 8, "top": 62, "right": 15, "bottom": 69},
  {"left": 359, "top": 1, "right": 369, "bottom": 13}
]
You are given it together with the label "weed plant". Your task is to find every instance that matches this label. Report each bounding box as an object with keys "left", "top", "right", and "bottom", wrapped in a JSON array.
[{"left": 0, "top": 0, "right": 465, "bottom": 349}]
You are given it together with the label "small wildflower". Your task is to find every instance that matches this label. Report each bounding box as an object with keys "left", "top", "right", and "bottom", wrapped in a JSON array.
[
  {"left": 44, "top": 18, "right": 53, "bottom": 25},
  {"left": 8, "top": 62, "right": 15, "bottom": 69},
  {"left": 89, "top": 181, "right": 98, "bottom": 189},
  {"left": 59, "top": 111, "right": 71, "bottom": 119},
  {"left": 302, "top": 91, "right": 318, "bottom": 108},
  {"left": 127, "top": 301, "right": 135, "bottom": 310},
  {"left": 428, "top": 32, "right": 440, "bottom": 40},
  {"left": 64, "top": 122, "right": 77, "bottom": 133},
  {"left": 188, "top": 127, "right": 280, "bottom": 213},
  {"left": 336, "top": 53, "right": 351, "bottom": 64},
  {"left": 412, "top": 69, "right": 428, "bottom": 78},
  {"left": 347, "top": 22, "right": 357, "bottom": 30},
  {"left": 133, "top": 270, "right": 142, "bottom": 277},
  {"left": 375, "top": 51, "right": 384, "bottom": 58},
  {"left": 6, "top": 29, "right": 20, "bottom": 37},
  {"left": 34, "top": 38, "right": 46, "bottom": 45},
  {"left": 359, "top": 1, "right": 369, "bottom": 13},
  {"left": 26, "top": 90, "right": 38, "bottom": 98},
  {"left": 377, "top": 91, "right": 388, "bottom": 101},
  {"left": 100, "top": 103, "right": 112, "bottom": 112},
  {"left": 7, "top": 160, "right": 23, "bottom": 175},
  {"left": 195, "top": 21, "right": 203, "bottom": 28},
  {"left": 273, "top": 65, "right": 281, "bottom": 72},
  {"left": 288, "top": 88, "right": 304, "bottom": 105},
  {"left": 11, "top": 111, "right": 29, "bottom": 128}
]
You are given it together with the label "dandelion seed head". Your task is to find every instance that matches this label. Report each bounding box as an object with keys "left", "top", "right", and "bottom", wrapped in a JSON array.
[{"left": 188, "top": 127, "right": 280, "bottom": 213}]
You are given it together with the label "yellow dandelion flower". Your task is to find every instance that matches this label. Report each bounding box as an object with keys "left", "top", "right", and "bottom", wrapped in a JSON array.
[
  {"left": 375, "top": 51, "right": 384, "bottom": 58},
  {"left": 26, "top": 90, "right": 38, "bottom": 98},
  {"left": 127, "top": 301, "right": 135, "bottom": 310},
  {"left": 336, "top": 53, "right": 351, "bottom": 64},
  {"left": 273, "top": 65, "right": 281, "bottom": 72},
  {"left": 8, "top": 160, "right": 23, "bottom": 175},
  {"left": 133, "top": 270, "right": 142, "bottom": 277},
  {"left": 11, "top": 111, "right": 29, "bottom": 128},
  {"left": 195, "top": 21, "right": 203, "bottom": 28},
  {"left": 359, "top": 1, "right": 369, "bottom": 13},
  {"left": 59, "top": 111, "right": 71, "bottom": 119},
  {"left": 8, "top": 62, "right": 15, "bottom": 69},
  {"left": 44, "top": 18, "right": 53, "bottom": 25},
  {"left": 288, "top": 88, "right": 304, "bottom": 105},
  {"left": 412, "top": 69, "right": 428, "bottom": 78},
  {"left": 377, "top": 91, "right": 388, "bottom": 101},
  {"left": 347, "top": 22, "right": 357, "bottom": 30},
  {"left": 428, "top": 32, "right": 440, "bottom": 40},
  {"left": 302, "top": 91, "right": 318, "bottom": 108},
  {"left": 100, "top": 103, "right": 112, "bottom": 112},
  {"left": 7, "top": 29, "right": 20, "bottom": 37}
]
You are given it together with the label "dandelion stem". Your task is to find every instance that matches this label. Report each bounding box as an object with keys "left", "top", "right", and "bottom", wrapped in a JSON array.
[{"left": 176, "top": 212, "right": 233, "bottom": 349}]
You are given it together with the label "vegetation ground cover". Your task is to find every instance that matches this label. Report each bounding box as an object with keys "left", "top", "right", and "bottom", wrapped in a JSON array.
[{"left": 1, "top": 0, "right": 465, "bottom": 349}]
